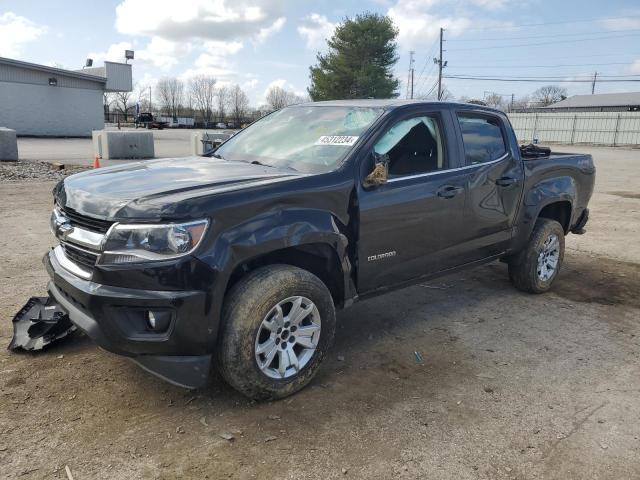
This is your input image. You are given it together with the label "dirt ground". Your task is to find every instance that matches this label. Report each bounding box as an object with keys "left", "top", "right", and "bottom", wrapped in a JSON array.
[{"left": 0, "top": 145, "right": 639, "bottom": 479}]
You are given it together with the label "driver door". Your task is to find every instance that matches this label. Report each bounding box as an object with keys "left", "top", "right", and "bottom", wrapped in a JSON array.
[{"left": 356, "top": 108, "right": 469, "bottom": 294}]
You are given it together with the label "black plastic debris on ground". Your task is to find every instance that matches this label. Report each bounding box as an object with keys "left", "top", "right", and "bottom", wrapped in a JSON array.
[{"left": 8, "top": 297, "right": 76, "bottom": 351}]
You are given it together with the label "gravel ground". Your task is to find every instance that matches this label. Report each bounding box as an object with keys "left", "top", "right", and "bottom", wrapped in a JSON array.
[
  {"left": 0, "top": 160, "right": 90, "bottom": 182},
  {"left": 0, "top": 145, "right": 638, "bottom": 479}
]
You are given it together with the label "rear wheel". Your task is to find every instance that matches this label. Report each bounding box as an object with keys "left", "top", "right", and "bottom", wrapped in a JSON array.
[
  {"left": 508, "top": 218, "right": 565, "bottom": 293},
  {"left": 217, "top": 265, "right": 335, "bottom": 400}
]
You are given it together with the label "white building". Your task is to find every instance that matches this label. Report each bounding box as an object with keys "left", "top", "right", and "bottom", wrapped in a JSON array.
[{"left": 0, "top": 57, "right": 132, "bottom": 137}]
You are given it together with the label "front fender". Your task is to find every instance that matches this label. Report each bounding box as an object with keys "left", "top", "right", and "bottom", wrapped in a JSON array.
[
  {"left": 198, "top": 208, "right": 353, "bottom": 340},
  {"left": 214, "top": 208, "right": 349, "bottom": 269}
]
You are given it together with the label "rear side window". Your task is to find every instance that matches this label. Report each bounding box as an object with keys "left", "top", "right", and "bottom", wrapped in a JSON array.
[{"left": 457, "top": 113, "right": 507, "bottom": 165}]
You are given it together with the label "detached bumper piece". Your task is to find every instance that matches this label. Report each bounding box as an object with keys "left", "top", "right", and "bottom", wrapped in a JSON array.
[{"left": 8, "top": 296, "right": 76, "bottom": 351}]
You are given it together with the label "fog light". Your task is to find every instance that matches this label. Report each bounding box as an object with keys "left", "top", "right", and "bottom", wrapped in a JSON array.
[{"left": 146, "top": 310, "right": 171, "bottom": 332}]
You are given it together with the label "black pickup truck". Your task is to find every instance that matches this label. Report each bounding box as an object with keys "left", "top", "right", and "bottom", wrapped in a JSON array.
[{"left": 45, "top": 100, "right": 594, "bottom": 399}]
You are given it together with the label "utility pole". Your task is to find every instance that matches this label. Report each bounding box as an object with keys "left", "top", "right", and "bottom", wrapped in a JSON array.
[
  {"left": 591, "top": 71, "right": 598, "bottom": 95},
  {"left": 510, "top": 93, "right": 514, "bottom": 112},
  {"left": 407, "top": 51, "right": 415, "bottom": 99},
  {"left": 435, "top": 28, "right": 447, "bottom": 100}
]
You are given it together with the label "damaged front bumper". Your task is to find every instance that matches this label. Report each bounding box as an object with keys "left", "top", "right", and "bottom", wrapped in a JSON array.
[
  {"left": 42, "top": 249, "right": 214, "bottom": 389},
  {"left": 8, "top": 296, "right": 76, "bottom": 351}
]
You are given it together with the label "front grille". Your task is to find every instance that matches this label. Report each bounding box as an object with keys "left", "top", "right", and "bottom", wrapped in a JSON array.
[
  {"left": 61, "top": 243, "right": 99, "bottom": 272},
  {"left": 61, "top": 206, "right": 113, "bottom": 234}
]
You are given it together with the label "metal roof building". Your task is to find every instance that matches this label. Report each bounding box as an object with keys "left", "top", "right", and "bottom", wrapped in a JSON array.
[
  {"left": 0, "top": 57, "right": 132, "bottom": 137},
  {"left": 543, "top": 92, "right": 640, "bottom": 112}
]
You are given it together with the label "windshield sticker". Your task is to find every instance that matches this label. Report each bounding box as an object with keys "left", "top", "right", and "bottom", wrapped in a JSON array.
[{"left": 315, "top": 135, "right": 359, "bottom": 146}]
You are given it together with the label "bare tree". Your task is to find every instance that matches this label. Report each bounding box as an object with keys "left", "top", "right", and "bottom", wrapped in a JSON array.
[
  {"left": 438, "top": 85, "right": 453, "bottom": 101},
  {"left": 189, "top": 75, "right": 216, "bottom": 125},
  {"left": 228, "top": 84, "right": 250, "bottom": 126},
  {"left": 156, "top": 77, "right": 184, "bottom": 119},
  {"left": 115, "top": 83, "right": 136, "bottom": 121},
  {"left": 511, "top": 95, "right": 531, "bottom": 111},
  {"left": 417, "top": 84, "right": 452, "bottom": 101},
  {"left": 103, "top": 92, "right": 116, "bottom": 115},
  {"left": 484, "top": 93, "right": 504, "bottom": 110},
  {"left": 532, "top": 85, "right": 567, "bottom": 107},
  {"left": 216, "top": 85, "right": 230, "bottom": 123},
  {"left": 265, "top": 86, "right": 305, "bottom": 111},
  {"left": 135, "top": 83, "right": 152, "bottom": 113}
]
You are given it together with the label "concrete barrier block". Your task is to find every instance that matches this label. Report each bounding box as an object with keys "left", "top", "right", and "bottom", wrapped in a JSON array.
[
  {"left": 191, "top": 131, "right": 232, "bottom": 156},
  {"left": 0, "top": 128, "right": 18, "bottom": 162},
  {"left": 92, "top": 130, "right": 155, "bottom": 159}
]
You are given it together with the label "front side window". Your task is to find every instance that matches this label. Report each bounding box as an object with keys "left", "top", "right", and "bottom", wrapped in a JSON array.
[
  {"left": 457, "top": 113, "right": 507, "bottom": 165},
  {"left": 373, "top": 116, "right": 445, "bottom": 177},
  {"left": 214, "top": 106, "right": 384, "bottom": 174}
]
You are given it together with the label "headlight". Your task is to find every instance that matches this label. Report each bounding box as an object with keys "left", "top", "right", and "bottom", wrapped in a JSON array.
[{"left": 100, "top": 219, "right": 209, "bottom": 264}]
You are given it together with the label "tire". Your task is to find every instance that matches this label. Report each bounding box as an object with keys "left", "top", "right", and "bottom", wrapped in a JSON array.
[
  {"left": 508, "top": 218, "right": 565, "bottom": 294},
  {"left": 216, "top": 265, "right": 336, "bottom": 400}
]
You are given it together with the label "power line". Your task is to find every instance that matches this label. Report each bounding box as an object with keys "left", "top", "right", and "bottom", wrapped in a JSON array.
[
  {"left": 413, "top": 39, "right": 440, "bottom": 87},
  {"left": 444, "top": 73, "right": 640, "bottom": 79},
  {"left": 447, "top": 32, "right": 640, "bottom": 51},
  {"left": 463, "top": 14, "right": 640, "bottom": 31},
  {"left": 448, "top": 28, "right": 640, "bottom": 42},
  {"left": 447, "top": 62, "right": 633, "bottom": 69},
  {"left": 444, "top": 75, "right": 640, "bottom": 83},
  {"left": 448, "top": 52, "right": 640, "bottom": 62}
]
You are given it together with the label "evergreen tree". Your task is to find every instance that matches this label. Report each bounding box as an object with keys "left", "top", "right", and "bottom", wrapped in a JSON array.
[{"left": 308, "top": 13, "right": 400, "bottom": 100}]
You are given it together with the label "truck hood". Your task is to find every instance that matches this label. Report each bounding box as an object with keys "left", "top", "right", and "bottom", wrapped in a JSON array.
[{"left": 54, "top": 156, "right": 303, "bottom": 219}]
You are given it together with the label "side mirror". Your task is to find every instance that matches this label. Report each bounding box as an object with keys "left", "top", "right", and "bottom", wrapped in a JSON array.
[{"left": 364, "top": 152, "right": 389, "bottom": 188}]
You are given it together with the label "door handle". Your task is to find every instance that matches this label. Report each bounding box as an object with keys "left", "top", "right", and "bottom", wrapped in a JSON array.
[
  {"left": 437, "top": 185, "right": 463, "bottom": 199},
  {"left": 496, "top": 177, "right": 517, "bottom": 187}
]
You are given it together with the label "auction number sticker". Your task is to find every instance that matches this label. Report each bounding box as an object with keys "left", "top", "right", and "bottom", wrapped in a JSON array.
[{"left": 315, "top": 135, "right": 359, "bottom": 146}]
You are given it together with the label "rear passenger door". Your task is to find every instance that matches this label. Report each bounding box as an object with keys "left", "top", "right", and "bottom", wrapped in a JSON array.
[{"left": 454, "top": 111, "right": 524, "bottom": 260}]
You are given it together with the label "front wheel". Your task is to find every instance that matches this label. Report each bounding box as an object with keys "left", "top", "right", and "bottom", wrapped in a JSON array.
[
  {"left": 217, "top": 265, "right": 336, "bottom": 400},
  {"left": 508, "top": 218, "right": 565, "bottom": 293}
]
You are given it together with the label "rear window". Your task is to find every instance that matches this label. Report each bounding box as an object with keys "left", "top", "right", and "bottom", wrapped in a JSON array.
[{"left": 457, "top": 113, "right": 507, "bottom": 165}]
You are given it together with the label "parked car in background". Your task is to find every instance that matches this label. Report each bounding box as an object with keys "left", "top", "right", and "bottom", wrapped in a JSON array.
[
  {"left": 46, "top": 100, "right": 594, "bottom": 400},
  {"left": 134, "top": 112, "right": 168, "bottom": 130},
  {"left": 216, "top": 122, "right": 227, "bottom": 129},
  {"left": 157, "top": 116, "right": 196, "bottom": 128}
]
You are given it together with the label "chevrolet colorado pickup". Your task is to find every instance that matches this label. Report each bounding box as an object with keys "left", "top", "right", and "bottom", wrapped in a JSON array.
[{"left": 46, "top": 100, "right": 594, "bottom": 400}]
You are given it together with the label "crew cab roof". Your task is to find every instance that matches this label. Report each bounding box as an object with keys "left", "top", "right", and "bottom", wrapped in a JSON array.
[{"left": 294, "top": 99, "right": 502, "bottom": 114}]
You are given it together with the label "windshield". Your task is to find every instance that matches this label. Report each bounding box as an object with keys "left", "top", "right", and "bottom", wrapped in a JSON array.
[{"left": 213, "top": 105, "right": 384, "bottom": 174}]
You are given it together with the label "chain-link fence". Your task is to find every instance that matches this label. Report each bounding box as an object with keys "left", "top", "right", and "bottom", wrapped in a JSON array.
[{"left": 507, "top": 112, "right": 640, "bottom": 146}]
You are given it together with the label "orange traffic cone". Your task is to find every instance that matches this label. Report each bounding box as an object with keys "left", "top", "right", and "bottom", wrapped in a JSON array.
[{"left": 93, "top": 155, "right": 101, "bottom": 168}]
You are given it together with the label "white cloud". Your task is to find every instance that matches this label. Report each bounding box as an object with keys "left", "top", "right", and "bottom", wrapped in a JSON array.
[
  {"left": 297, "top": 14, "right": 336, "bottom": 50},
  {"left": 201, "top": 40, "right": 244, "bottom": 57},
  {"left": 600, "top": 16, "right": 640, "bottom": 31},
  {"left": 89, "top": 37, "right": 188, "bottom": 70},
  {"left": 88, "top": 41, "right": 133, "bottom": 63},
  {"left": 242, "top": 78, "right": 259, "bottom": 89},
  {"left": 469, "top": 0, "right": 511, "bottom": 9},
  {"left": 262, "top": 78, "right": 296, "bottom": 100},
  {"left": 0, "top": 12, "right": 47, "bottom": 57},
  {"left": 137, "top": 37, "right": 189, "bottom": 69},
  {"left": 115, "top": 0, "right": 284, "bottom": 42},
  {"left": 631, "top": 59, "right": 640, "bottom": 75},
  {"left": 387, "top": 1, "right": 472, "bottom": 49},
  {"left": 255, "top": 17, "right": 286, "bottom": 43}
]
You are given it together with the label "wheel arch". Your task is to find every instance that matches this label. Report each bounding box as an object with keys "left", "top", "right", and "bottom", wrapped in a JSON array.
[
  {"left": 523, "top": 176, "right": 577, "bottom": 232},
  {"left": 537, "top": 200, "right": 573, "bottom": 233},
  {"left": 225, "top": 242, "right": 349, "bottom": 308}
]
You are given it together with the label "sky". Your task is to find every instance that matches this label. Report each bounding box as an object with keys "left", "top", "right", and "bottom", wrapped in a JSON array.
[{"left": 1, "top": 0, "right": 639, "bottom": 106}]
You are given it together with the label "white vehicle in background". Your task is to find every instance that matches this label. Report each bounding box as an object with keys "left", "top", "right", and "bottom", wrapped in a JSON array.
[
  {"left": 157, "top": 116, "right": 196, "bottom": 128},
  {"left": 216, "top": 122, "right": 227, "bottom": 129}
]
